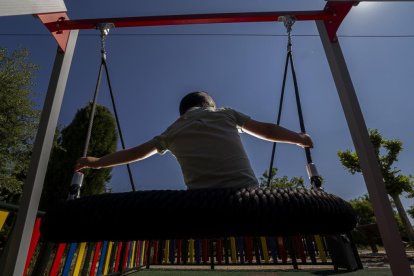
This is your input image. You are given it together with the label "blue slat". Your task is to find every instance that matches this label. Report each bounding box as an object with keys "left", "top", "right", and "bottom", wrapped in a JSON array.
[
  {"left": 268, "top": 237, "right": 278, "bottom": 264},
  {"left": 97, "top": 241, "right": 108, "bottom": 275},
  {"left": 169, "top": 240, "right": 176, "bottom": 264},
  {"left": 195, "top": 240, "right": 202, "bottom": 264},
  {"left": 237, "top": 237, "right": 245, "bottom": 264},
  {"left": 62, "top": 243, "right": 77, "bottom": 276}
]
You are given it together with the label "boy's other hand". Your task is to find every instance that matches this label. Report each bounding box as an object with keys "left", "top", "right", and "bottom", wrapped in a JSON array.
[
  {"left": 298, "top": 133, "right": 313, "bottom": 148},
  {"left": 74, "top": 157, "right": 100, "bottom": 172}
]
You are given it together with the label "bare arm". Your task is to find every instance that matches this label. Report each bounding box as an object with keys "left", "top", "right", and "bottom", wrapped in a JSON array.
[
  {"left": 74, "top": 140, "right": 158, "bottom": 171},
  {"left": 241, "top": 119, "right": 313, "bottom": 148}
]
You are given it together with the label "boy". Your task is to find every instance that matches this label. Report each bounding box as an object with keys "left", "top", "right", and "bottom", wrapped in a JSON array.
[{"left": 75, "top": 91, "right": 313, "bottom": 189}]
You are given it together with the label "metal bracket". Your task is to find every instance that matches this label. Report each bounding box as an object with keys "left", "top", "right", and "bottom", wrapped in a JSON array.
[
  {"left": 279, "top": 15, "right": 296, "bottom": 33},
  {"left": 67, "top": 172, "right": 84, "bottom": 200},
  {"left": 306, "top": 163, "right": 323, "bottom": 189},
  {"left": 96, "top": 23, "right": 115, "bottom": 60}
]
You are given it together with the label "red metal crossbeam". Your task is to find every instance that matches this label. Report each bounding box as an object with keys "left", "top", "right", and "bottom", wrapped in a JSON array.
[
  {"left": 37, "top": 1, "right": 355, "bottom": 52},
  {"left": 44, "top": 10, "right": 333, "bottom": 32}
]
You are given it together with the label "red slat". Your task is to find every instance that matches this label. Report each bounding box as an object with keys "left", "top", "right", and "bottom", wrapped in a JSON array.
[
  {"left": 295, "top": 236, "right": 307, "bottom": 264},
  {"left": 24, "top": 217, "right": 42, "bottom": 275},
  {"left": 216, "top": 239, "right": 223, "bottom": 264},
  {"left": 277, "top": 237, "right": 288, "bottom": 264},
  {"left": 49, "top": 243, "right": 66, "bottom": 276},
  {"left": 122, "top": 241, "right": 130, "bottom": 270},
  {"left": 89, "top": 242, "right": 101, "bottom": 276},
  {"left": 244, "top": 237, "right": 254, "bottom": 264},
  {"left": 114, "top": 242, "right": 123, "bottom": 272}
]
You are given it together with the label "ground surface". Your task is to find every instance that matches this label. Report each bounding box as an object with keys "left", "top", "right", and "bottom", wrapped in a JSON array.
[
  {"left": 126, "top": 268, "right": 403, "bottom": 275},
  {"left": 358, "top": 250, "right": 414, "bottom": 268},
  {"left": 125, "top": 251, "right": 414, "bottom": 275}
]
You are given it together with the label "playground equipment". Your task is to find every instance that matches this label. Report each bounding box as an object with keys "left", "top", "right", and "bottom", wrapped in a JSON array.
[
  {"left": 0, "top": 1, "right": 412, "bottom": 275},
  {"left": 0, "top": 202, "right": 361, "bottom": 275}
]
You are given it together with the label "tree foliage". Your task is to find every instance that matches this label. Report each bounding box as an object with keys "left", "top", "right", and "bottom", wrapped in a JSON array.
[
  {"left": 407, "top": 191, "right": 414, "bottom": 220},
  {"left": 338, "top": 129, "right": 414, "bottom": 244},
  {"left": 0, "top": 48, "right": 39, "bottom": 204},
  {"left": 408, "top": 206, "right": 414, "bottom": 220},
  {"left": 40, "top": 104, "right": 118, "bottom": 210},
  {"left": 349, "top": 194, "right": 376, "bottom": 226},
  {"left": 349, "top": 194, "right": 407, "bottom": 249},
  {"left": 259, "top": 168, "right": 305, "bottom": 189},
  {"left": 338, "top": 129, "right": 414, "bottom": 196}
]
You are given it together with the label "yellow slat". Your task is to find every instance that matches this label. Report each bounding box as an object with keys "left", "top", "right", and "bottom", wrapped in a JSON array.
[
  {"left": 130, "top": 241, "right": 136, "bottom": 268},
  {"left": 188, "top": 239, "right": 194, "bottom": 264},
  {"left": 260, "top": 237, "right": 270, "bottom": 263},
  {"left": 230, "top": 237, "right": 237, "bottom": 263},
  {"left": 140, "top": 241, "right": 146, "bottom": 265},
  {"left": 164, "top": 240, "right": 170, "bottom": 264},
  {"left": 73, "top": 242, "right": 87, "bottom": 276},
  {"left": 314, "top": 235, "right": 327, "bottom": 263},
  {"left": 103, "top": 242, "right": 113, "bottom": 275},
  {"left": 0, "top": 211, "right": 9, "bottom": 231}
]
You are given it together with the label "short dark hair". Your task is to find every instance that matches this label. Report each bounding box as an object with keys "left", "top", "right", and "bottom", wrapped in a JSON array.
[{"left": 179, "top": 91, "right": 216, "bottom": 115}]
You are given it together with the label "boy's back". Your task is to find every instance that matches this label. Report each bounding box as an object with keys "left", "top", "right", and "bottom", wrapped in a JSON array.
[{"left": 151, "top": 107, "right": 259, "bottom": 189}]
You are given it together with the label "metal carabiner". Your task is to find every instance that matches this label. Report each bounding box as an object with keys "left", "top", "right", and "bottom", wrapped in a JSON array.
[{"left": 96, "top": 23, "right": 115, "bottom": 60}]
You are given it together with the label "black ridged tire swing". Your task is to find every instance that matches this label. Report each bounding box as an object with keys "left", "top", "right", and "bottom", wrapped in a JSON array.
[{"left": 40, "top": 18, "right": 356, "bottom": 244}]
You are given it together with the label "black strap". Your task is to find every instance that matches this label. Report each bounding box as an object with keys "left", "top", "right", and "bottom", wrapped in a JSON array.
[
  {"left": 102, "top": 58, "right": 136, "bottom": 191},
  {"left": 266, "top": 51, "right": 289, "bottom": 187},
  {"left": 288, "top": 51, "right": 313, "bottom": 165},
  {"left": 266, "top": 32, "right": 315, "bottom": 187},
  {"left": 82, "top": 54, "right": 136, "bottom": 192},
  {"left": 82, "top": 61, "right": 104, "bottom": 158}
]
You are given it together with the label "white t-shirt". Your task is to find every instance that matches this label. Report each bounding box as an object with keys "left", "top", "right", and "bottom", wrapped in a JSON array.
[{"left": 150, "top": 107, "right": 259, "bottom": 189}]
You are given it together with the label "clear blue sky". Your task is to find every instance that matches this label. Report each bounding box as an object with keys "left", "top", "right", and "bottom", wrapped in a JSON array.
[{"left": 1, "top": 1, "right": 414, "bottom": 213}]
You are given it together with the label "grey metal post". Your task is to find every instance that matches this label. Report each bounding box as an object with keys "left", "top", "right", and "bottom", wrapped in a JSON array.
[
  {"left": 316, "top": 20, "right": 412, "bottom": 275},
  {"left": 0, "top": 30, "right": 79, "bottom": 276}
]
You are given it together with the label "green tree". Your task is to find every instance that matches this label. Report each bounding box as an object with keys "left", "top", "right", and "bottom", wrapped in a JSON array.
[
  {"left": 408, "top": 191, "right": 414, "bottom": 220},
  {"left": 0, "top": 48, "right": 39, "bottom": 204},
  {"left": 259, "top": 168, "right": 305, "bottom": 189},
  {"left": 349, "top": 194, "right": 376, "bottom": 226},
  {"left": 408, "top": 206, "right": 414, "bottom": 220},
  {"left": 349, "top": 194, "right": 407, "bottom": 250},
  {"left": 338, "top": 129, "right": 414, "bottom": 245},
  {"left": 349, "top": 195, "right": 377, "bottom": 251},
  {"left": 40, "top": 104, "right": 118, "bottom": 210}
]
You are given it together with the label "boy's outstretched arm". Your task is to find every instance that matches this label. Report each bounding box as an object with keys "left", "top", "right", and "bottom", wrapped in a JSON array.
[
  {"left": 241, "top": 119, "right": 313, "bottom": 148},
  {"left": 74, "top": 141, "right": 157, "bottom": 171}
]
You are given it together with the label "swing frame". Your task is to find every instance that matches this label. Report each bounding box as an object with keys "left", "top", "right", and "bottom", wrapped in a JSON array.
[{"left": 1, "top": 1, "right": 412, "bottom": 275}]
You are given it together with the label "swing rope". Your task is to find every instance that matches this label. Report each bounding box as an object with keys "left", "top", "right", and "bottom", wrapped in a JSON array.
[
  {"left": 98, "top": 23, "right": 136, "bottom": 192},
  {"left": 267, "top": 16, "right": 322, "bottom": 189},
  {"left": 68, "top": 23, "right": 136, "bottom": 200}
]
